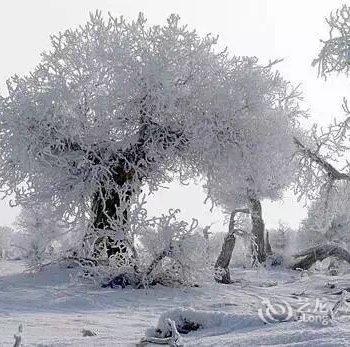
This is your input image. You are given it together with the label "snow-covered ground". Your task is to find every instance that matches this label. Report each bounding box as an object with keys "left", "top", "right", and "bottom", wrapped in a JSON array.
[{"left": 1, "top": 260, "right": 350, "bottom": 346}]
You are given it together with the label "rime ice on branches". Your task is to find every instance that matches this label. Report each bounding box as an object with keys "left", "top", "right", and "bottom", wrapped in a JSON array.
[{"left": 0, "top": 11, "right": 303, "bottom": 268}]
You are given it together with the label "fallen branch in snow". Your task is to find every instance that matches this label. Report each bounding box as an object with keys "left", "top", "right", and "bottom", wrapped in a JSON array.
[
  {"left": 143, "top": 308, "right": 275, "bottom": 345},
  {"left": 291, "top": 243, "right": 350, "bottom": 270},
  {"left": 82, "top": 329, "right": 97, "bottom": 337},
  {"left": 139, "top": 319, "right": 183, "bottom": 346}
]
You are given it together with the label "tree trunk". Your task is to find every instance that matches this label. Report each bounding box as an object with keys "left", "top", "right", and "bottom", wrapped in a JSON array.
[
  {"left": 83, "top": 165, "right": 141, "bottom": 272},
  {"left": 82, "top": 117, "right": 187, "bottom": 269},
  {"left": 249, "top": 198, "right": 266, "bottom": 264},
  {"left": 87, "top": 186, "right": 141, "bottom": 273},
  {"left": 214, "top": 211, "right": 236, "bottom": 283},
  {"left": 92, "top": 189, "right": 128, "bottom": 230},
  {"left": 214, "top": 209, "right": 249, "bottom": 283},
  {"left": 90, "top": 186, "right": 131, "bottom": 257}
]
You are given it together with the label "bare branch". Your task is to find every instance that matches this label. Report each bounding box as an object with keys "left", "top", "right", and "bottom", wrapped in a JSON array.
[{"left": 294, "top": 136, "right": 350, "bottom": 181}]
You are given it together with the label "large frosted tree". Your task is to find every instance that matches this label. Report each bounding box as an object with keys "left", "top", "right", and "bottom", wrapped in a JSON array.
[
  {"left": 0, "top": 12, "right": 303, "bottom": 269},
  {"left": 0, "top": 12, "right": 215, "bottom": 260}
]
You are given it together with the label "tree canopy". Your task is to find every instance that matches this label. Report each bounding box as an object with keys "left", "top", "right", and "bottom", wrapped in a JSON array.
[{"left": 0, "top": 12, "right": 303, "bottom": 254}]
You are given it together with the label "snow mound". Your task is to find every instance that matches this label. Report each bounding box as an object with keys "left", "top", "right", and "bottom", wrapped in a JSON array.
[{"left": 146, "top": 308, "right": 269, "bottom": 339}]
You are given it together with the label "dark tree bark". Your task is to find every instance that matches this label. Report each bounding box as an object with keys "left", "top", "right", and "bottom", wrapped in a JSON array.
[
  {"left": 87, "top": 117, "right": 187, "bottom": 265},
  {"left": 214, "top": 198, "right": 266, "bottom": 284},
  {"left": 215, "top": 209, "right": 249, "bottom": 283},
  {"left": 87, "top": 152, "right": 137, "bottom": 263},
  {"left": 249, "top": 198, "right": 266, "bottom": 264},
  {"left": 90, "top": 186, "right": 132, "bottom": 259}
]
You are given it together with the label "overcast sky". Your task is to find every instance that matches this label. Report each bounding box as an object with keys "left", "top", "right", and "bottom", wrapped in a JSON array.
[{"left": 0, "top": 0, "right": 347, "bottom": 232}]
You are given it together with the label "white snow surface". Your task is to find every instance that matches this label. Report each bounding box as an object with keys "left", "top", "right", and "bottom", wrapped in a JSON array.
[{"left": 1, "top": 261, "right": 350, "bottom": 346}]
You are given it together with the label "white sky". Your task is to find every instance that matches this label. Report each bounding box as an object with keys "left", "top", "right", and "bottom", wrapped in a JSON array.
[{"left": 0, "top": 0, "right": 348, "bottom": 232}]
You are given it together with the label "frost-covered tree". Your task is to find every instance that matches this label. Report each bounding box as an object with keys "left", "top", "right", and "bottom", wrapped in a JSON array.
[
  {"left": 0, "top": 13, "right": 197, "bottom": 260},
  {"left": 299, "top": 182, "right": 350, "bottom": 250},
  {"left": 0, "top": 12, "right": 302, "bottom": 270},
  {"left": 295, "top": 4, "right": 350, "bottom": 201},
  {"left": 289, "top": 6, "right": 350, "bottom": 259},
  {"left": 203, "top": 67, "right": 301, "bottom": 213},
  {"left": 14, "top": 204, "right": 82, "bottom": 266},
  {"left": 313, "top": 5, "right": 350, "bottom": 77},
  {"left": 196, "top": 63, "right": 303, "bottom": 280},
  {"left": 267, "top": 223, "right": 295, "bottom": 255},
  {"left": 289, "top": 5, "right": 350, "bottom": 270}
]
